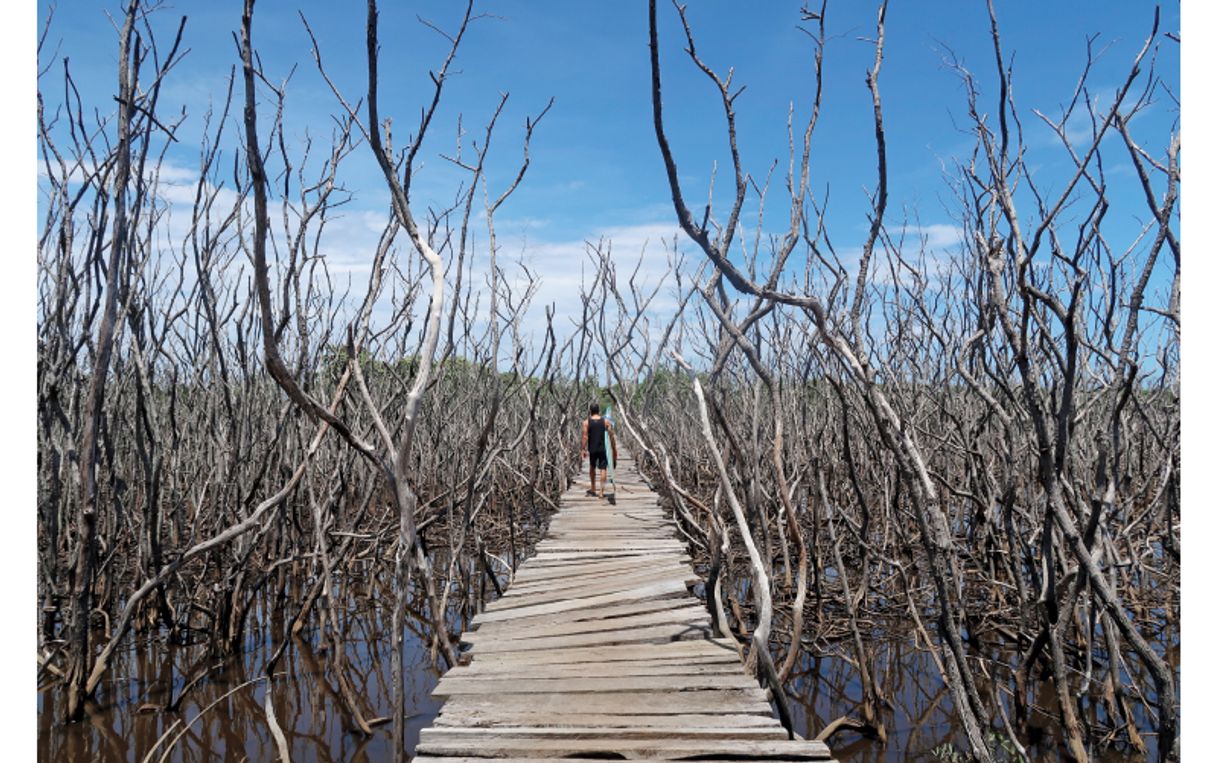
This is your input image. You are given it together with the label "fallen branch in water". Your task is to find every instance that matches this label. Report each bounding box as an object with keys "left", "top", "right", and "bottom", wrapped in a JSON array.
[
  {"left": 142, "top": 671, "right": 285, "bottom": 763},
  {"left": 814, "top": 714, "right": 873, "bottom": 742}
]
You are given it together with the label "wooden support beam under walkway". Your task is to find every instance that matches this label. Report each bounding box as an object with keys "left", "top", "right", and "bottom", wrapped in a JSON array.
[{"left": 414, "top": 455, "right": 836, "bottom": 762}]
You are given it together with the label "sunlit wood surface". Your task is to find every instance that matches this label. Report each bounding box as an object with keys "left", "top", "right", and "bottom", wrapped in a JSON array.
[{"left": 414, "top": 456, "right": 836, "bottom": 761}]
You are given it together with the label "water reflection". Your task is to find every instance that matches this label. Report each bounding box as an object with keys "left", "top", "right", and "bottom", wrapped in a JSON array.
[
  {"left": 39, "top": 566, "right": 1175, "bottom": 762},
  {"left": 785, "top": 631, "right": 1171, "bottom": 762},
  {"left": 38, "top": 581, "right": 446, "bottom": 762}
]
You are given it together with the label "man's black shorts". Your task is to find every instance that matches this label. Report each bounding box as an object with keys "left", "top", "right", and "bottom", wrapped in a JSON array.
[{"left": 589, "top": 451, "right": 609, "bottom": 470}]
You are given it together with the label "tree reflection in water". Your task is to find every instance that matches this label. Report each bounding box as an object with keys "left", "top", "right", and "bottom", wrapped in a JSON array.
[{"left": 38, "top": 576, "right": 446, "bottom": 762}]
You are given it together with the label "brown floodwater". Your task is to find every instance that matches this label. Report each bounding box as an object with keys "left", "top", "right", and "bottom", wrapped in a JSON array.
[{"left": 39, "top": 569, "right": 1176, "bottom": 762}]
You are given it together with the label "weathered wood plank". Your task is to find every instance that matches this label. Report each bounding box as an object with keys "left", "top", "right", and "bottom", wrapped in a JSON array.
[
  {"left": 511, "top": 557, "right": 693, "bottom": 584},
  {"left": 546, "top": 525, "right": 671, "bottom": 533},
  {"left": 433, "top": 710, "right": 782, "bottom": 730},
  {"left": 460, "top": 638, "right": 740, "bottom": 665},
  {"left": 497, "top": 561, "right": 694, "bottom": 591},
  {"left": 414, "top": 738, "right": 833, "bottom": 759},
  {"left": 415, "top": 461, "right": 836, "bottom": 763},
  {"left": 462, "top": 605, "right": 710, "bottom": 644},
  {"left": 416, "top": 759, "right": 821, "bottom": 763},
  {"left": 516, "top": 550, "right": 681, "bottom": 565},
  {"left": 484, "top": 571, "right": 697, "bottom": 612},
  {"left": 434, "top": 671, "right": 760, "bottom": 698},
  {"left": 443, "top": 658, "right": 745, "bottom": 680},
  {"left": 435, "top": 688, "right": 773, "bottom": 716},
  {"left": 471, "top": 580, "right": 690, "bottom": 624},
  {"left": 506, "top": 558, "right": 691, "bottom": 587},
  {"left": 502, "top": 568, "right": 697, "bottom": 598},
  {"left": 532, "top": 542, "right": 685, "bottom": 553},
  {"left": 462, "top": 621, "right": 714, "bottom": 655},
  {"left": 420, "top": 725, "right": 789, "bottom": 742},
  {"left": 542, "top": 533, "right": 675, "bottom": 542},
  {"left": 467, "top": 597, "right": 714, "bottom": 634},
  {"left": 553, "top": 512, "right": 664, "bottom": 518}
]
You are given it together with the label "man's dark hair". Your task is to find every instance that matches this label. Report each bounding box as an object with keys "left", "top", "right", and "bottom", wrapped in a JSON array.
[{"left": 589, "top": 402, "right": 600, "bottom": 415}]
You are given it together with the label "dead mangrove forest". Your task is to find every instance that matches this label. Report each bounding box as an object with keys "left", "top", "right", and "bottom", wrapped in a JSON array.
[{"left": 37, "top": 1, "right": 1179, "bottom": 761}]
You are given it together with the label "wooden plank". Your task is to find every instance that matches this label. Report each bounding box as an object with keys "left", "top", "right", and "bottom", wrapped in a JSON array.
[
  {"left": 518, "top": 550, "right": 681, "bottom": 565},
  {"left": 549, "top": 516, "right": 664, "bottom": 523},
  {"left": 498, "top": 561, "right": 694, "bottom": 593},
  {"left": 544, "top": 529, "right": 669, "bottom": 535},
  {"left": 463, "top": 621, "right": 714, "bottom": 655},
  {"left": 435, "top": 688, "right": 773, "bottom": 716},
  {"left": 462, "top": 606, "right": 710, "bottom": 644},
  {"left": 415, "top": 463, "right": 837, "bottom": 763},
  {"left": 543, "top": 531, "right": 674, "bottom": 540},
  {"left": 471, "top": 580, "right": 690, "bottom": 624},
  {"left": 433, "top": 710, "right": 782, "bottom": 730},
  {"left": 484, "top": 571, "right": 696, "bottom": 612},
  {"left": 511, "top": 557, "right": 693, "bottom": 583},
  {"left": 518, "top": 549, "right": 689, "bottom": 565},
  {"left": 533, "top": 543, "right": 686, "bottom": 554},
  {"left": 416, "top": 758, "right": 821, "bottom": 763},
  {"left": 548, "top": 517, "right": 666, "bottom": 525},
  {"left": 550, "top": 513, "right": 666, "bottom": 522},
  {"left": 546, "top": 522, "right": 667, "bottom": 529},
  {"left": 468, "top": 597, "right": 710, "bottom": 633},
  {"left": 505, "top": 571, "right": 698, "bottom": 601},
  {"left": 461, "top": 638, "right": 740, "bottom": 666},
  {"left": 416, "top": 759, "right": 818, "bottom": 763},
  {"left": 469, "top": 602, "right": 710, "bottom": 634},
  {"left": 414, "top": 738, "right": 834, "bottom": 759},
  {"left": 509, "top": 562, "right": 693, "bottom": 590},
  {"left": 543, "top": 531, "right": 671, "bottom": 539},
  {"left": 504, "top": 567, "right": 697, "bottom": 598},
  {"left": 560, "top": 502, "right": 661, "bottom": 508},
  {"left": 443, "top": 658, "right": 745, "bottom": 680},
  {"left": 420, "top": 725, "right": 789, "bottom": 742},
  {"left": 555, "top": 505, "right": 663, "bottom": 513},
  {"left": 433, "top": 672, "right": 757, "bottom": 698},
  {"left": 553, "top": 508, "right": 663, "bottom": 514},
  {"left": 521, "top": 554, "right": 683, "bottom": 566},
  {"left": 549, "top": 517, "right": 666, "bottom": 522}
]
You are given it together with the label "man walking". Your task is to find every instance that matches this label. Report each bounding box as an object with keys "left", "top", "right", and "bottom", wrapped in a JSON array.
[{"left": 580, "top": 403, "right": 617, "bottom": 498}]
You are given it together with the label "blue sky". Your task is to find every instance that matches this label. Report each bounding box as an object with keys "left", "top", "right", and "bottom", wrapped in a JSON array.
[{"left": 34, "top": 0, "right": 1181, "bottom": 346}]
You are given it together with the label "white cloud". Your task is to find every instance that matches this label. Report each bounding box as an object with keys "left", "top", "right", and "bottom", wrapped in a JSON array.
[
  {"left": 909, "top": 222, "right": 965, "bottom": 251},
  {"left": 40, "top": 148, "right": 701, "bottom": 371},
  {"left": 825, "top": 222, "right": 966, "bottom": 290},
  {"left": 490, "top": 220, "right": 687, "bottom": 351},
  {"left": 1032, "top": 83, "right": 1128, "bottom": 150}
]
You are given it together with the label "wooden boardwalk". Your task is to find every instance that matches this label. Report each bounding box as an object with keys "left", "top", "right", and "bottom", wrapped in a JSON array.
[{"left": 414, "top": 456, "right": 836, "bottom": 762}]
